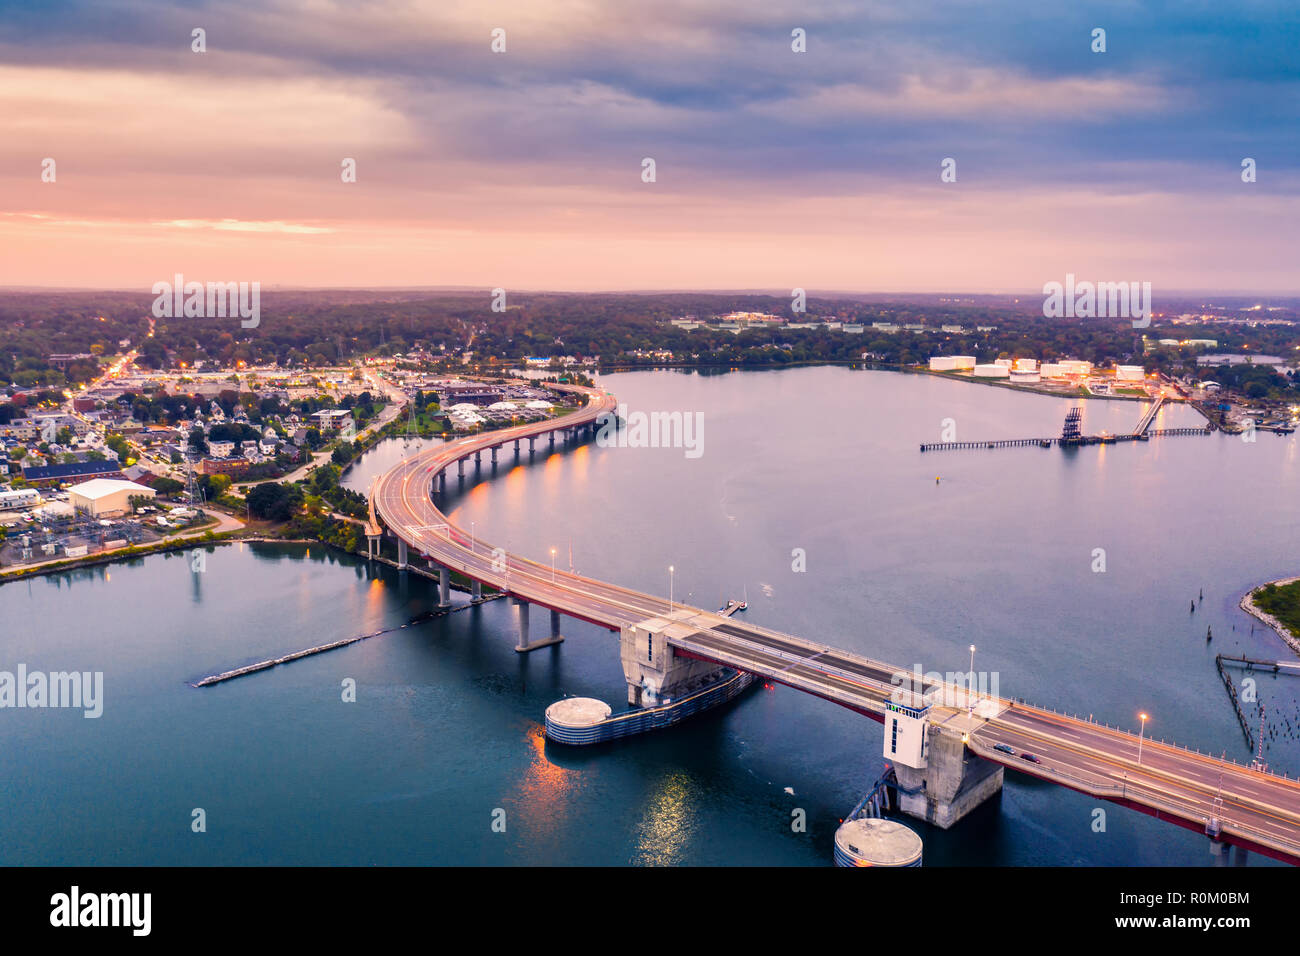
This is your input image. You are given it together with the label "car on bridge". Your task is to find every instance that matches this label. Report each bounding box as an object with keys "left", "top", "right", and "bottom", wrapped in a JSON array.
[
  {"left": 1020, "top": 752, "right": 1042, "bottom": 764},
  {"left": 993, "top": 744, "right": 1016, "bottom": 756}
]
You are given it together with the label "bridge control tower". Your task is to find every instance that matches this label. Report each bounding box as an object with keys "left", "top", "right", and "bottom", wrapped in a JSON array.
[{"left": 886, "top": 690, "right": 1005, "bottom": 829}]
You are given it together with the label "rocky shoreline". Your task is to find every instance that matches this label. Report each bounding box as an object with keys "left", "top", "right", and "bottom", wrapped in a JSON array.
[{"left": 1239, "top": 575, "right": 1300, "bottom": 658}]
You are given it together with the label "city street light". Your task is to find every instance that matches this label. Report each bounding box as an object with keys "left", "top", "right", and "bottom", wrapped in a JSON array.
[
  {"left": 550, "top": 547, "right": 556, "bottom": 583},
  {"left": 968, "top": 644, "right": 977, "bottom": 718},
  {"left": 1137, "top": 712, "right": 1149, "bottom": 765},
  {"left": 470, "top": 521, "right": 475, "bottom": 554},
  {"left": 669, "top": 565, "right": 675, "bottom": 613}
]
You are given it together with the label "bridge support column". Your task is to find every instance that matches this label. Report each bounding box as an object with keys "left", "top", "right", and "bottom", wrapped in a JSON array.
[
  {"left": 528, "top": 437, "right": 536, "bottom": 453},
  {"left": 514, "top": 599, "right": 530, "bottom": 651},
  {"left": 471, "top": 579, "right": 482, "bottom": 602},
  {"left": 491, "top": 446, "right": 498, "bottom": 464},
  {"left": 396, "top": 538, "right": 408, "bottom": 570},
  {"left": 366, "top": 533, "right": 381, "bottom": 560},
  {"left": 514, "top": 600, "right": 564, "bottom": 652},
  {"left": 457, "top": 459, "right": 465, "bottom": 477},
  {"left": 891, "top": 723, "right": 1003, "bottom": 830},
  {"left": 438, "top": 566, "right": 451, "bottom": 608},
  {"left": 475, "top": 450, "right": 482, "bottom": 465},
  {"left": 620, "top": 612, "right": 729, "bottom": 707},
  {"left": 437, "top": 472, "right": 446, "bottom": 493}
]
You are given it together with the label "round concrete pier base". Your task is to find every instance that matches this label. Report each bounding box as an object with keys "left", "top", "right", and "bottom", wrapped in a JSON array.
[{"left": 833, "top": 818, "right": 923, "bottom": 867}]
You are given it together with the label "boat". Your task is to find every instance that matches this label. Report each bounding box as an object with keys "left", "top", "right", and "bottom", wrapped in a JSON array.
[{"left": 738, "top": 585, "right": 748, "bottom": 611}]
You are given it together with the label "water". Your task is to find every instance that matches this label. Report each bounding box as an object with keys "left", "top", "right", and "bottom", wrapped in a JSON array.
[{"left": 3, "top": 367, "right": 1298, "bottom": 866}]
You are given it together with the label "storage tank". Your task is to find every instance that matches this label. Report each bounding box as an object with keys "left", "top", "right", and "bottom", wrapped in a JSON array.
[
  {"left": 973, "top": 363, "right": 1010, "bottom": 378},
  {"left": 1010, "top": 370, "right": 1042, "bottom": 384},
  {"left": 834, "top": 818, "right": 923, "bottom": 867}
]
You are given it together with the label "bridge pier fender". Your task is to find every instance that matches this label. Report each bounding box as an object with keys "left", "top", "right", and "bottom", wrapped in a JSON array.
[
  {"left": 620, "top": 613, "right": 730, "bottom": 707},
  {"left": 886, "top": 701, "right": 1003, "bottom": 829}
]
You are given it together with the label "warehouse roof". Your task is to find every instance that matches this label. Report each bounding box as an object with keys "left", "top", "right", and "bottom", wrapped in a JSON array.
[{"left": 67, "top": 478, "right": 155, "bottom": 501}]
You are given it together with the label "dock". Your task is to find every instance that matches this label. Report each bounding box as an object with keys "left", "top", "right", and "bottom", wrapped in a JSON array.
[{"left": 1216, "top": 653, "right": 1300, "bottom": 676}]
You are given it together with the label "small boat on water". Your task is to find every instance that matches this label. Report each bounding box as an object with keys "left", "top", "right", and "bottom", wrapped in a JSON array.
[{"left": 738, "top": 586, "right": 748, "bottom": 611}]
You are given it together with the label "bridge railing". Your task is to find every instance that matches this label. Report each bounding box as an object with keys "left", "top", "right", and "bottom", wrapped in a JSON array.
[{"left": 966, "top": 738, "right": 1299, "bottom": 857}]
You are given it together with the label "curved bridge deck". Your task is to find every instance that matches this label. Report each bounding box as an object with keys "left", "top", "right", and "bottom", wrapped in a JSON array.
[{"left": 370, "top": 383, "right": 1300, "bottom": 863}]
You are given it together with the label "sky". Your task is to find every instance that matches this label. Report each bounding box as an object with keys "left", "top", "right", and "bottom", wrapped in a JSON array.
[{"left": 1, "top": 0, "right": 1298, "bottom": 294}]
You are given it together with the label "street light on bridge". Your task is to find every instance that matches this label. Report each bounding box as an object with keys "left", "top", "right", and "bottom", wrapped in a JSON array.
[
  {"left": 968, "top": 644, "right": 976, "bottom": 719},
  {"left": 550, "top": 547, "right": 556, "bottom": 583},
  {"left": 669, "top": 565, "right": 675, "bottom": 613},
  {"left": 1137, "top": 712, "right": 1149, "bottom": 765}
]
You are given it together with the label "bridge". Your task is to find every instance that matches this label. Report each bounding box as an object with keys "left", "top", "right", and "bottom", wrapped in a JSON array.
[{"left": 370, "top": 384, "right": 1300, "bottom": 863}]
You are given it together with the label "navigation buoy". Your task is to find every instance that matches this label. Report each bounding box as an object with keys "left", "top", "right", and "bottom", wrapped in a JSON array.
[{"left": 935, "top": 476, "right": 941, "bottom": 484}]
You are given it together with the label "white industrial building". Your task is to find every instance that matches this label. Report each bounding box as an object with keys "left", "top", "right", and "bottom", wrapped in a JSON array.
[
  {"left": 973, "top": 363, "right": 1011, "bottom": 378},
  {"left": 68, "top": 478, "right": 156, "bottom": 517},
  {"left": 1116, "top": 365, "right": 1145, "bottom": 381},
  {"left": 0, "top": 488, "right": 40, "bottom": 511},
  {"left": 928, "top": 355, "right": 977, "bottom": 372}
]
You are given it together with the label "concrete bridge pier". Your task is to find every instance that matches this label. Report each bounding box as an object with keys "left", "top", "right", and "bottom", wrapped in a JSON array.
[
  {"left": 438, "top": 565, "right": 451, "bottom": 608},
  {"left": 491, "top": 446, "right": 498, "bottom": 464},
  {"left": 471, "top": 579, "right": 482, "bottom": 602},
  {"left": 396, "top": 538, "right": 408, "bottom": 570},
  {"left": 890, "top": 720, "right": 1003, "bottom": 830},
  {"left": 366, "top": 532, "right": 382, "bottom": 560},
  {"left": 514, "top": 599, "right": 564, "bottom": 652},
  {"left": 620, "top": 613, "right": 729, "bottom": 707},
  {"left": 437, "top": 472, "right": 446, "bottom": 493},
  {"left": 474, "top": 450, "right": 482, "bottom": 466},
  {"left": 457, "top": 459, "right": 466, "bottom": 477},
  {"left": 528, "top": 437, "right": 536, "bottom": 453}
]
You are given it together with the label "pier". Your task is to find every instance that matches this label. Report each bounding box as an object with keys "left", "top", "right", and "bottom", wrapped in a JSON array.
[
  {"left": 920, "top": 401, "right": 1213, "bottom": 452},
  {"left": 1215, "top": 654, "right": 1257, "bottom": 750}
]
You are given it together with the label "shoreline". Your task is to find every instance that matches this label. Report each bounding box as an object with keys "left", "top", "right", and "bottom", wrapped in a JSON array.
[
  {"left": 0, "top": 530, "right": 490, "bottom": 597},
  {"left": 1239, "top": 576, "right": 1300, "bottom": 658}
]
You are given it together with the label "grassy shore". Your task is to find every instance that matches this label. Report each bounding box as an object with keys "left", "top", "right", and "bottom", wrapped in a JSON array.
[{"left": 1241, "top": 576, "right": 1300, "bottom": 657}]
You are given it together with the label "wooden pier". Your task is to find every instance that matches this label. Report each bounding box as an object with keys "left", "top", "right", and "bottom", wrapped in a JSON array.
[{"left": 1215, "top": 654, "right": 1257, "bottom": 750}]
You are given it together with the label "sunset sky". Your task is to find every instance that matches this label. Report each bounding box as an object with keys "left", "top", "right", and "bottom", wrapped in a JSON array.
[{"left": 2, "top": 0, "right": 1298, "bottom": 293}]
